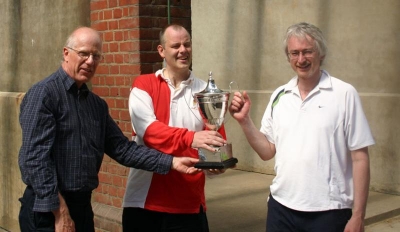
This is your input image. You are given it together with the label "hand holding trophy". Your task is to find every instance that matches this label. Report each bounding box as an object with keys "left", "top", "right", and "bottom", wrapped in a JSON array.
[{"left": 194, "top": 72, "right": 238, "bottom": 169}]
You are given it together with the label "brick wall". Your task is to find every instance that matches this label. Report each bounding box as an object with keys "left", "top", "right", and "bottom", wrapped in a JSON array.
[{"left": 90, "top": 0, "right": 191, "bottom": 231}]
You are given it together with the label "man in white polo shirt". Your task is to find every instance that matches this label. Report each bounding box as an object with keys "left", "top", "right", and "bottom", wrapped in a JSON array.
[{"left": 229, "top": 22, "right": 375, "bottom": 232}]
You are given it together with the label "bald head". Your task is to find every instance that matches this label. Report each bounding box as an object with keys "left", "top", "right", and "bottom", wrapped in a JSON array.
[{"left": 65, "top": 27, "right": 102, "bottom": 51}]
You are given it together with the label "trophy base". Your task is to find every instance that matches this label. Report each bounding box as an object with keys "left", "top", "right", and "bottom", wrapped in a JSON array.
[{"left": 194, "top": 157, "right": 238, "bottom": 169}]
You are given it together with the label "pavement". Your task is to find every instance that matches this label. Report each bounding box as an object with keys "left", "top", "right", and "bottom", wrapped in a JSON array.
[
  {"left": 1, "top": 169, "right": 398, "bottom": 232},
  {"left": 205, "top": 169, "right": 400, "bottom": 232}
]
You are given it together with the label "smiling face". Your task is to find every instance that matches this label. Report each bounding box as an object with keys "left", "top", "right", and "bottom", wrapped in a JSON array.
[
  {"left": 157, "top": 26, "right": 192, "bottom": 73},
  {"left": 62, "top": 27, "right": 102, "bottom": 88},
  {"left": 287, "top": 35, "right": 323, "bottom": 81}
]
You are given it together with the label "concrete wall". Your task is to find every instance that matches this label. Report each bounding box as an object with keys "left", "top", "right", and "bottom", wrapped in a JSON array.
[
  {"left": 0, "top": 93, "right": 25, "bottom": 231},
  {"left": 192, "top": 0, "right": 400, "bottom": 194},
  {"left": 1, "top": 0, "right": 91, "bottom": 93}
]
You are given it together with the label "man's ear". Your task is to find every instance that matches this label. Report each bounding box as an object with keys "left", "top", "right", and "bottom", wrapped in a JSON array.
[
  {"left": 157, "top": 45, "right": 165, "bottom": 58},
  {"left": 63, "top": 47, "right": 70, "bottom": 61}
]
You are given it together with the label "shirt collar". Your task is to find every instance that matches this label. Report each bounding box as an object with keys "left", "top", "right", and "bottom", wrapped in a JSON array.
[
  {"left": 58, "top": 67, "right": 89, "bottom": 97},
  {"left": 156, "top": 68, "right": 194, "bottom": 87},
  {"left": 285, "top": 69, "right": 332, "bottom": 92}
]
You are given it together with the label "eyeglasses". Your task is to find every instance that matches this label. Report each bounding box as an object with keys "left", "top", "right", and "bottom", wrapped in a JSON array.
[
  {"left": 67, "top": 47, "right": 103, "bottom": 62},
  {"left": 287, "top": 49, "right": 315, "bottom": 60}
]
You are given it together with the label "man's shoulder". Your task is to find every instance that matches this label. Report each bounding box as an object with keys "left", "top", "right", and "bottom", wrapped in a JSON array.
[
  {"left": 135, "top": 73, "right": 158, "bottom": 81},
  {"left": 328, "top": 74, "right": 358, "bottom": 93}
]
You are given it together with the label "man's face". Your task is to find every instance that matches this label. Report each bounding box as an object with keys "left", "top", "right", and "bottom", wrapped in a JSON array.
[
  {"left": 63, "top": 31, "right": 102, "bottom": 87},
  {"left": 158, "top": 27, "right": 192, "bottom": 71},
  {"left": 287, "top": 35, "right": 323, "bottom": 80}
]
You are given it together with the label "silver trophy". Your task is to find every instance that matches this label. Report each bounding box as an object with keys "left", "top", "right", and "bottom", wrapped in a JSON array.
[{"left": 194, "top": 72, "right": 238, "bottom": 169}]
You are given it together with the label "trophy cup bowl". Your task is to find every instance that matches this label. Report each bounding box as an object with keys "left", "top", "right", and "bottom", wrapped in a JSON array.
[{"left": 193, "top": 72, "right": 238, "bottom": 169}]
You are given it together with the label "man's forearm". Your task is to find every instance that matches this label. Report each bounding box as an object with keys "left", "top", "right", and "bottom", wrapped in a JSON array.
[{"left": 351, "top": 147, "right": 370, "bottom": 218}]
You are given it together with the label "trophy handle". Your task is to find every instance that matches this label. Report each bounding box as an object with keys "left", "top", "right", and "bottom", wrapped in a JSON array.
[{"left": 229, "top": 81, "right": 240, "bottom": 93}]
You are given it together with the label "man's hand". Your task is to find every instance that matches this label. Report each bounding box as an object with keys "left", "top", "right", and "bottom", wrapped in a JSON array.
[
  {"left": 53, "top": 193, "right": 75, "bottom": 232},
  {"left": 192, "top": 130, "right": 226, "bottom": 152},
  {"left": 172, "top": 157, "right": 202, "bottom": 174},
  {"left": 344, "top": 215, "right": 364, "bottom": 232},
  {"left": 229, "top": 91, "right": 251, "bottom": 123}
]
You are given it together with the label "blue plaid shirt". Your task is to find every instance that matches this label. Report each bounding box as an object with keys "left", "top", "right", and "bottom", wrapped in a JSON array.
[{"left": 19, "top": 67, "right": 172, "bottom": 212}]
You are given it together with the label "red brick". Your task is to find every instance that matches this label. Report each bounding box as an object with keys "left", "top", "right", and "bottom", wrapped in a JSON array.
[
  {"left": 92, "top": 86, "right": 109, "bottom": 96},
  {"left": 110, "top": 87, "right": 119, "bottom": 97},
  {"left": 117, "top": 187, "right": 126, "bottom": 198},
  {"left": 171, "top": 7, "right": 191, "bottom": 18},
  {"left": 119, "top": 18, "right": 139, "bottom": 29},
  {"left": 105, "top": 76, "right": 115, "bottom": 85},
  {"left": 114, "top": 31, "right": 123, "bottom": 41},
  {"left": 103, "top": 31, "right": 113, "bottom": 42},
  {"left": 120, "top": 87, "right": 130, "bottom": 97},
  {"left": 108, "top": 185, "right": 117, "bottom": 197},
  {"left": 120, "top": 110, "right": 131, "bottom": 121},
  {"left": 109, "top": 0, "right": 118, "bottom": 8},
  {"left": 98, "top": 172, "right": 113, "bottom": 185},
  {"left": 108, "top": 20, "right": 119, "bottom": 30},
  {"left": 110, "top": 65, "right": 120, "bottom": 74},
  {"left": 113, "top": 8, "right": 123, "bottom": 18},
  {"left": 112, "top": 197, "right": 122, "bottom": 208},
  {"left": 120, "top": 64, "right": 140, "bottom": 75},
  {"left": 109, "top": 42, "right": 119, "bottom": 52},
  {"left": 110, "top": 109, "right": 119, "bottom": 119},
  {"left": 115, "top": 77, "right": 125, "bottom": 85},
  {"left": 129, "top": 6, "right": 139, "bottom": 16},
  {"left": 103, "top": 9, "right": 113, "bottom": 20},
  {"left": 91, "top": 77, "right": 100, "bottom": 85},
  {"left": 114, "top": 54, "right": 124, "bottom": 63},
  {"left": 90, "top": 0, "right": 108, "bottom": 11},
  {"left": 103, "top": 54, "right": 114, "bottom": 63},
  {"left": 96, "top": 65, "right": 109, "bottom": 74},
  {"left": 92, "top": 21, "right": 108, "bottom": 31},
  {"left": 112, "top": 176, "right": 123, "bottom": 187},
  {"left": 124, "top": 29, "right": 140, "bottom": 40},
  {"left": 115, "top": 99, "right": 126, "bottom": 108},
  {"left": 104, "top": 98, "right": 116, "bottom": 108},
  {"left": 90, "top": 12, "right": 99, "bottom": 22},
  {"left": 120, "top": 0, "right": 139, "bottom": 6},
  {"left": 140, "top": 52, "right": 160, "bottom": 63},
  {"left": 126, "top": 54, "right": 140, "bottom": 63},
  {"left": 139, "top": 40, "right": 152, "bottom": 51}
]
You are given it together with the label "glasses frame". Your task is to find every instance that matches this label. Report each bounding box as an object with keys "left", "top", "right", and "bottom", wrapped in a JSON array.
[
  {"left": 287, "top": 49, "right": 316, "bottom": 60},
  {"left": 66, "top": 47, "right": 103, "bottom": 62}
]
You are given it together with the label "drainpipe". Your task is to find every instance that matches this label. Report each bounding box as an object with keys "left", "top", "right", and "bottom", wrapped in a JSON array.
[{"left": 167, "top": 0, "right": 171, "bottom": 24}]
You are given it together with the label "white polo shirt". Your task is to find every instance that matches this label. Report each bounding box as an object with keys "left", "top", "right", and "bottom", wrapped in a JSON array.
[{"left": 260, "top": 70, "right": 375, "bottom": 211}]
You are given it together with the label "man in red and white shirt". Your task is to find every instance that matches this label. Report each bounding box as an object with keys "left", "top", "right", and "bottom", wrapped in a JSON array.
[{"left": 122, "top": 24, "right": 227, "bottom": 232}]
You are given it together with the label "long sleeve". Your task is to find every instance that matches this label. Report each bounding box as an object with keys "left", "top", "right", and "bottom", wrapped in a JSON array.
[
  {"left": 104, "top": 113, "right": 172, "bottom": 174},
  {"left": 19, "top": 85, "right": 60, "bottom": 212}
]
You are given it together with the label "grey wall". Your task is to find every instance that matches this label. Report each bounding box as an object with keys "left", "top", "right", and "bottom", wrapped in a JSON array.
[
  {"left": 192, "top": 0, "right": 400, "bottom": 194},
  {"left": 1, "top": 0, "right": 91, "bottom": 93}
]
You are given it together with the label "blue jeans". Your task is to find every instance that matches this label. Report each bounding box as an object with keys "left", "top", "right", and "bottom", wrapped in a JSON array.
[{"left": 266, "top": 194, "right": 352, "bottom": 232}]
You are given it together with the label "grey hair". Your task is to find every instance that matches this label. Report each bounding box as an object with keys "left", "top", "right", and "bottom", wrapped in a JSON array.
[{"left": 284, "top": 22, "right": 327, "bottom": 63}]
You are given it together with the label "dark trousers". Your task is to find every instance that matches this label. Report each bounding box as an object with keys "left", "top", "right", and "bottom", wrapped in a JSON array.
[
  {"left": 19, "top": 186, "right": 94, "bottom": 232},
  {"left": 266, "top": 194, "right": 352, "bottom": 232},
  {"left": 122, "top": 206, "right": 209, "bottom": 232}
]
